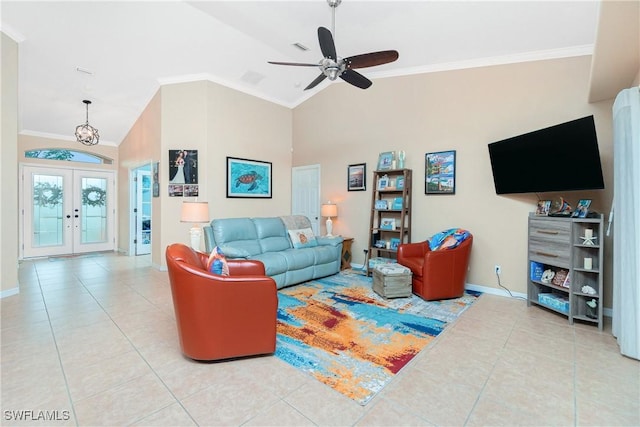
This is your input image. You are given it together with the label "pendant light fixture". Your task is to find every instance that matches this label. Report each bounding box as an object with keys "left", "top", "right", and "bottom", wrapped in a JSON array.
[{"left": 75, "top": 99, "right": 100, "bottom": 146}]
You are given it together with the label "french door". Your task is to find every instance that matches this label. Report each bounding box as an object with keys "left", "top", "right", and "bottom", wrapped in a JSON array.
[
  {"left": 23, "top": 166, "right": 115, "bottom": 258},
  {"left": 135, "top": 168, "right": 151, "bottom": 255}
]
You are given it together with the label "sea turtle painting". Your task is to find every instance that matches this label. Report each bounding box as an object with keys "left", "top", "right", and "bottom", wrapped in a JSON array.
[{"left": 235, "top": 171, "right": 263, "bottom": 191}]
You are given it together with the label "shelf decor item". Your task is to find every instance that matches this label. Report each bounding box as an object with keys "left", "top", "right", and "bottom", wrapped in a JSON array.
[
  {"left": 375, "top": 200, "right": 388, "bottom": 210},
  {"left": 377, "top": 152, "right": 394, "bottom": 170},
  {"left": 380, "top": 218, "right": 395, "bottom": 230},
  {"left": 226, "top": 157, "right": 272, "bottom": 198},
  {"left": 377, "top": 175, "right": 390, "bottom": 190},
  {"left": 348, "top": 163, "right": 366, "bottom": 191},
  {"left": 572, "top": 199, "right": 592, "bottom": 218},
  {"left": 535, "top": 200, "right": 551, "bottom": 216},
  {"left": 425, "top": 150, "right": 456, "bottom": 194}
]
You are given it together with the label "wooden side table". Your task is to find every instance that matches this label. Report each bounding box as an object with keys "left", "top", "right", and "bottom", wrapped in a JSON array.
[{"left": 341, "top": 237, "right": 354, "bottom": 270}]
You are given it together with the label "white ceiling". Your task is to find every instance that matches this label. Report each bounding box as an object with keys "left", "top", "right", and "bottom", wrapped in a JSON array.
[{"left": 1, "top": 1, "right": 600, "bottom": 146}]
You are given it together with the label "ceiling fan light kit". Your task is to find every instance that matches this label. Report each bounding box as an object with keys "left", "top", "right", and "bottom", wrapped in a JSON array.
[
  {"left": 75, "top": 99, "right": 100, "bottom": 146},
  {"left": 268, "top": 0, "right": 398, "bottom": 91}
]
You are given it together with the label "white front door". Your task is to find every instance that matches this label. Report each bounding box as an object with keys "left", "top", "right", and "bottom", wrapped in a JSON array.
[
  {"left": 291, "top": 165, "right": 321, "bottom": 235},
  {"left": 23, "top": 166, "right": 115, "bottom": 258}
]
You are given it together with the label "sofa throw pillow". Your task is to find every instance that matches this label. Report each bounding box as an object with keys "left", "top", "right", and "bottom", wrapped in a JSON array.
[
  {"left": 429, "top": 228, "right": 470, "bottom": 251},
  {"left": 287, "top": 228, "right": 318, "bottom": 249},
  {"left": 207, "top": 246, "right": 229, "bottom": 276}
]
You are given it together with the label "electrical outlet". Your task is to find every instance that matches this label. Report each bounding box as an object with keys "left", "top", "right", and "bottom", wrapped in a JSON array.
[{"left": 495, "top": 265, "right": 502, "bottom": 275}]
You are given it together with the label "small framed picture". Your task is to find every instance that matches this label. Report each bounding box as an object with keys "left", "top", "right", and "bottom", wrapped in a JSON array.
[
  {"left": 377, "top": 152, "right": 394, "bottom": 170},
  {"left": 380, "top": 218, "right": 396, "bottom": 230},
  {"left": 535, "top": 200, "right": 551, "bottom": 216},
  {"left": 347, "top": 163, "right": 366, "bottom": 191},
  {"left": 377, "top": 176, "right": 390, "bottom": 190},
  {"left": 573, "top": 199, "right": 592, "bottom": 218},
  {"left": 375, "top": 240, "right": 387, "bottom": 249},
  {"left": 390, "top": 238, "right": 401, "bottom": 251},
  {"left": 375, "top": 199, "right": 388, "bottom": 210},
  {"left": 396, "top": 176, "right": 405, "bottom": 190}
]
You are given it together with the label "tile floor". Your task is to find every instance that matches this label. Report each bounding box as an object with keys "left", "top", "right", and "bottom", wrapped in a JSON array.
[{"left": 1, "top": 252, "right": 638, "bottom": 426}]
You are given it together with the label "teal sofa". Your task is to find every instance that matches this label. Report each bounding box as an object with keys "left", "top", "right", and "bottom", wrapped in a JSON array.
[{"left": 203, "top": 215, "right": 343, "bottom": 289}]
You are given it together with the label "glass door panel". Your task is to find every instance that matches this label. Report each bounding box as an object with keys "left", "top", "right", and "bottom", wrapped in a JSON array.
[
  {"left": 23, "top": 166, "right": 114, "bottom": 258},
  {"left": 23, "top": 167, "right": 74, "bottom": 257},
  {"left": 73, "top": 170, "right": 114, "bottom": 253}
]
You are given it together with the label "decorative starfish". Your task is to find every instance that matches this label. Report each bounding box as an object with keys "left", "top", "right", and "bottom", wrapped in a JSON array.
[{"left": 580, "top": 235, "right": 597, "bottom": 246}]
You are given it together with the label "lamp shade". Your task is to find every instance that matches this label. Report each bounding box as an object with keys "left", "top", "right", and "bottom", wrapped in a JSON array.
[
  {"left": 321, "top": 203, "right": 338, "bottom": 218},
  {"left": 180, "top": 202, "right": 209, "bottom": 223}
]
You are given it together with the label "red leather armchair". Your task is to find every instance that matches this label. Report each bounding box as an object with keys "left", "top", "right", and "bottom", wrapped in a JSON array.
[
  {"left": 165, "top": 243, "right": 278, "bottom": 361},
  {"left": 397, "top": 235, "right": 473, "bottom": 301}
]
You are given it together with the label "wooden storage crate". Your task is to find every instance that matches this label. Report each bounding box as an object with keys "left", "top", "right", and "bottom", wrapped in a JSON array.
[{"left": 373, "top": 265, "right": 412, "bottom": 298}]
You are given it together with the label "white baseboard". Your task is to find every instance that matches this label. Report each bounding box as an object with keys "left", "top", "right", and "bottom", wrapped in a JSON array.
[
  {"left": 1, "top": 286, "right": 19, "bottom": 299},
  {"left": 350, "top": 265, "right": 613, "bottom": 318}
]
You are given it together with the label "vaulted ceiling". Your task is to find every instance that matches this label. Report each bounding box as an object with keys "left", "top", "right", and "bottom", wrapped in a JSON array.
[{"left": 1, "top": 1, "right": 638, "bottom": 146}]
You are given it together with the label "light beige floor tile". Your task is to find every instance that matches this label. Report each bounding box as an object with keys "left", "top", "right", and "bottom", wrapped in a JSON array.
[
  {"left": 73, "top": 373, "right": 175, "bottom": 426},
  {"left": 355, "top": 397, "right": 433, "bottom": 426},
  {"left": 154, "top": 356, "right": 234, "bottom": 400},
  {"left": 466, "top": 394, "right": 545, "bottom": 426},
  {"left": 130, "top": 403, "right": 197, "bottom": 426},
  {"left": 64, "top": 349, "right": 153, "bottom": 400},
  {"left": 382, "top": 367, "right": 482, "bottom": 426},
  {"left": 180, "top": 375, "right": 282, "bottom": 426},
  {"left": 284, "top": 379, "right": 366, "bottom": 426},
  {"left": 244, "top": 400, "right": 315, "bottom": 426}
]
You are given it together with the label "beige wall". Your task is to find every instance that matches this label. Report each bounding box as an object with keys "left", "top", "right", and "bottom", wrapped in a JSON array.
[
  {"left": 118, "top": 91, "right": 162, "bottom": 265},
  {"left": 1, "top": 32, "right": 19, "bottom": 295},
  {"left": 293, "top": 56, "right": 616, "bottom": 307},
  {"left": 115, "top": 80, "right": 293, "bottom": 267}
]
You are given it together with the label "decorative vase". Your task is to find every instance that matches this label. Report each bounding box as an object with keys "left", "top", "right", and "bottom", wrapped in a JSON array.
[{"left": 397, "top": 150, "right": 405, "bottom": 169}]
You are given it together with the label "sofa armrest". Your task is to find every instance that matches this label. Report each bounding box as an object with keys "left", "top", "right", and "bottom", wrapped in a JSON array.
[
  {"left": 316, "top": 236, "right": 343, "bottom": 247},
  {"left": 203, "top": 225, "right": 215, "bottom": 253}
]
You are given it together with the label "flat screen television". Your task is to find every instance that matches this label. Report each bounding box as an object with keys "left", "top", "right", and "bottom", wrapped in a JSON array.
[{"left": 488, "top": 116, "right": 605, "bottom": 195}]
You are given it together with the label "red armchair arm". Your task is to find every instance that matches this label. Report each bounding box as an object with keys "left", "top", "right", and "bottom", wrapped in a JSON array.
[{"left": 397, "top": 241, "right": 429, "bottom": 259}]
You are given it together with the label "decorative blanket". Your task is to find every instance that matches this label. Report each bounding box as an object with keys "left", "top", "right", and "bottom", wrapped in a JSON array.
[{"left": 429, "top": 228, "right": 471, "bottom": 251}]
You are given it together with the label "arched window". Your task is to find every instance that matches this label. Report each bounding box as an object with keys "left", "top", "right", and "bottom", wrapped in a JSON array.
[{"left": 25, "top": 149, "right": 113, "bottom": 165}]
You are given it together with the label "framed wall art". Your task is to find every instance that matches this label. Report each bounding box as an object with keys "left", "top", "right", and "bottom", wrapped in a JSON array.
[
  {"left": 226, "top": 156, "right": 272, "bottom": 198},
  {"left": 377, "top": 152, "right": 394, "bottom": 170},
  {"left": 425, "top": 150, "right": 456, "bottom": 195},
  {"left": 348, "top": 163, "right": 366, "bottom": 191},
  {"left": 168, "top": 149, "right": 198, "bottom": 185}
]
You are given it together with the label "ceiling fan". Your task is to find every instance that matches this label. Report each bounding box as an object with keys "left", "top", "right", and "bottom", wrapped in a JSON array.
[{"left": 268, "top": 0, "right": 399, "bottom": 91}]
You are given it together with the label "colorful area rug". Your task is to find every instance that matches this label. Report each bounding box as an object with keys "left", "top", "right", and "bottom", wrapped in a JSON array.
[{"left": 275, "top": 271, "right": 480, "bottom": 405}]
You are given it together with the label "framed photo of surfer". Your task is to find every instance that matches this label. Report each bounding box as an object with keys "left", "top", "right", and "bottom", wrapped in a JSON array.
[{"left": 226, "top": 156, "right": 272, "bottom": 198}]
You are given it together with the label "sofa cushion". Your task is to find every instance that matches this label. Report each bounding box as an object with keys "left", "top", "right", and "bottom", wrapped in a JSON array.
[
  {"left": 287, "top": 228, "right": 318, "bottom": 249},
  {"left": 253, "top": 218, "right": 291, "bottom": 253},
  {"left": 251, "top": 252, "right": 288, "bottom": 276},
  {"left": 212, "top": 218, "right": 262, "bottom": 256},
  {"left": 281, "top": 248, "right": 316, "bottom": 270}
]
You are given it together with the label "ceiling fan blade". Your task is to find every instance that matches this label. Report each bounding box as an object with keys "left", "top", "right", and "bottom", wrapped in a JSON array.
[
  {"left": 317, "top": 27, "right": 337, "bottom": 60},
  {"left": 339, "top": 69, "right": 372, "bottom": 89},
  {"left": 345, "top": 50, "right": 399, "bottom": 69},
  {"left": 304, "top": 73, "right": 328, "bottom": 91},
  {"left": 268, "top": 61, "right": 319, "bottom": 67}
]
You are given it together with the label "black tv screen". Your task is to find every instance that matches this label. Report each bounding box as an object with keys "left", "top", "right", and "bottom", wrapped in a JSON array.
[{"left": 488, "top": 116, "right": 605, "bottom": 195}]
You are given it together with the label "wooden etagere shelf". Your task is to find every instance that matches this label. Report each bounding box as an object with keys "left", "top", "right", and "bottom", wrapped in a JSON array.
[
  {"left": 367, "top": 169, "right": 412, "bottom": 276},
  {"left": 527, "top": 213, "right": 604, "bottom": 330}
]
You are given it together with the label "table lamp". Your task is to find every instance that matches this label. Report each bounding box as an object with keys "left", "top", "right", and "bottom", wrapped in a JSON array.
[
  {"left": 180, "top": 201, "right": 210, "bottom": 250},
  {"left": 321, "top": 202, "right": 338, "bottom": 237}
]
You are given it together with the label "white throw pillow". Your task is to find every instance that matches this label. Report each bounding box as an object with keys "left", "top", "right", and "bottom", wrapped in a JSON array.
[{"left": 287, "top": 228, "right": 318, "bottom": 249}]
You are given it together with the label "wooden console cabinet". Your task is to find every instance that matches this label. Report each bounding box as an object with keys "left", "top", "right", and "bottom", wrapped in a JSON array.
[{"left": 527, "top": 213, "right": 604, "bottom": 330}]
